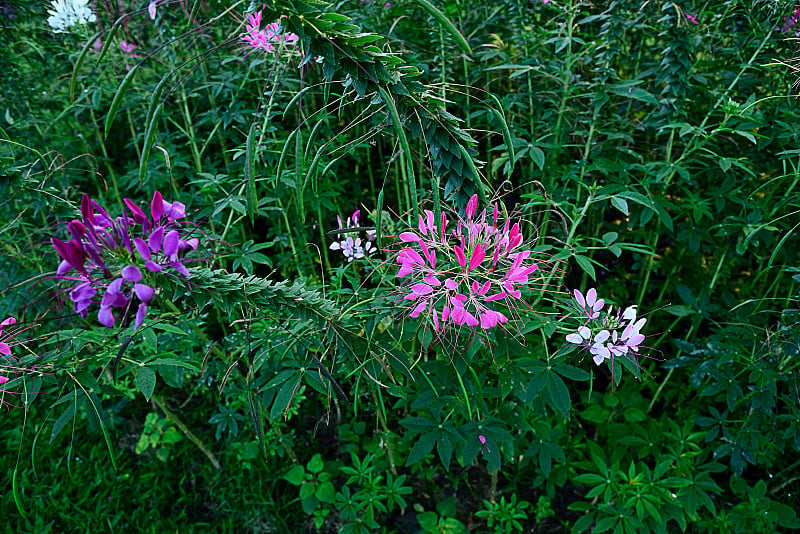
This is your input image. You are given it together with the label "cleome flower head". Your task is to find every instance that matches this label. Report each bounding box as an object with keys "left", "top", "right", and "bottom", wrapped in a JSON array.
[
  {"left": 47, "top": 0, "right": 96, "bottom": 33},
  {"left": 240, "top": 10, "right": 299, "bottom": 56},
  {"left": 52, "top": 191, "right": 199, "bottom": 330},
  {"left": 565, "top": 288, "right": 649, "bottom": 380},
  {"left": 329, "top": 210, "right": 376, "bottom": 262},
  {"left": 394, "top": 195, "right": 544, "bottom": 335},
  {"left": 0, "top": 316, "right": 41, "bottom": 407}
]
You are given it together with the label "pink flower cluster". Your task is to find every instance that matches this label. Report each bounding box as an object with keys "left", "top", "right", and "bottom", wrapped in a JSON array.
[
  {"left": 565, "top": 288, "right": 647, "bottom": 370},
  {"left": 240, "top": 11, "right": 299, "bottom": 56},
  {"left": 395, "top": 195, "right": 539, "bottom": 332}
]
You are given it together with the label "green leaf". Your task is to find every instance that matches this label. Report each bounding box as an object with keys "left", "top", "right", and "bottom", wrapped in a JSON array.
[
  {"left": 307, "top": 453, "right": 324, "bottom": 474},
  {"left": 284, "top": 465, "right": 307, "bottom": 485},
  {"left": 574, "top": 254, "right": 597, "bottom": 280},
  {"left": 608, "top": 85, "right": 659, "bottom": 105},
  {"left": 610, "top": 196, "right": 629, "bottom": 215},
  {"left": 417, "top": 511, "right": 439, "bottom": 531},
  {"left": 271, "top": 376, "right": 301, "bottom": 420},
  {"left": 50, "top": 401, "right": 77, "bottom": 443},
  {"left": 406, "top": 430, "right": 437, "bottom": 467},
  {"left": 316, "top": 481, "right": 336, "bottom": 503},
  {"left": 546, "top": 373, "right": 571, "bottom": 418},
  {"left": 136, "top": 367, "right": 157, "bottom": 402}
]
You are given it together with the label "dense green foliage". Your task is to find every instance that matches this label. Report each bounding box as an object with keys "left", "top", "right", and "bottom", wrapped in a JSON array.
[{"left": 2, "top": 0, "right": 800, "bottom": 532}]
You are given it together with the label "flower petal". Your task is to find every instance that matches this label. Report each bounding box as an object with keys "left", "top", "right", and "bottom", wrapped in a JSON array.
[{"left": 122, "top": 265, "right": 143, "bottom": 282}]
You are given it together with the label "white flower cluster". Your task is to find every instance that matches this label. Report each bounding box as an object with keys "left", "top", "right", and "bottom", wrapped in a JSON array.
[
  {"left": 566, "top": 288, "right": 647, "bottom": 366},
  {"left": 329, "top": 210, "right": 376, "bottom": 262},
  {"left": 47, "top": 0, "right": 96, "bottom": 33}
]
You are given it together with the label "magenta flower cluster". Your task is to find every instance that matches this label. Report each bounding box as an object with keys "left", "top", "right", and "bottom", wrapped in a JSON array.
[
  {"left": 565, "top": 288, "right": 647, "bottom": 369},
  {"left": 0, "top": 317, "right": 20, "bottom": 386},
  {"left": 395, "top": 195, "right": 538, "bottom": 332},
  {"left": 0, "top": 317, "right": 36, "bottom": 406},
  {"left": 780, "top": 6, "right": 800, "bottom": 36},
  {"left": 52, "top": 191, "right": 198, "bottom": 330},
  {"left": 240, "top": 11, "right": 299, "bottom": 56},
  {"left": 329, "top": 210, "right": 376, "bottom": 262}
]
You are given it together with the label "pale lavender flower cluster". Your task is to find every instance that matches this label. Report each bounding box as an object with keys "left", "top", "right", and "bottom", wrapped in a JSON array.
[
  {"left": 329, "top": 210, "right": 376, "bottom": 262},
  {"left": 565, "top": 288, "right": 647, "bottom": 370},
  {"left": 396, "top": 195, "right": 540, "bottom": 333},
  {"left": 52, "top": 191, "right": 198, "bottom": 330}
]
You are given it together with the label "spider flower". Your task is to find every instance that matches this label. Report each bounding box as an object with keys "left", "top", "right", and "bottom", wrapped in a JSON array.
[
  {"left": 0, "top": 317, "right": 40, "bottom": 407},
  {"left": 52, "top": 191, "right": 199, "bottom": 329},
  {"left": 329, "top": 210, "right": 376, "bottom": 262},
  {"left": 565, "top": 288, "right": 648, "bottom": 379},
  {"left": 47, "top": 0, "right": 96, "bottom": 33},
  {"left": 240, "top": 10, "right": 298, "bottom": 56},
  {"left": 395, "top": 195, "right": 542, "bottom": 334}
]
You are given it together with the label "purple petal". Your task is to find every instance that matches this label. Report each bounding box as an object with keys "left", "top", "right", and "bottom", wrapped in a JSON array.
[
  {"left": 57, "top": 259, "right": 73, "bottom": 276},
  {"left": 179, "top": 237, "right": 199, "bottom": 251},
  {"left": 98, "top": 307, "right": 115, "bottom": 327},
  {"left": 171, "top": 261, "right": 190, "bottom": 277},
  {"left": 70, "top": 284, "right": 96, "bottom": 302},
  {"left": 80, "top": 194, "right": 94, "bottom": 224},
  {"left": 101, "top": 290, "right": 127, "bottom": 308},
  {"left": 74, "top": 299, "right": 92, "bottom": 313},
  {"left": 135, "top": 283, "right": 154, "bottom": 302},
  {"left": 107, "top": 278, "right": 124, "bottom": 295},
  {"left": 149, "top": 227, "right": 164, "bottom": 252},
  {"left": 145, "top": 260, "right": 163, "bottom": 273},
  {"left": 68, "top": 220, "right": 86, "bottom": 241},
  {"left": 122, "top": 265, "right": 143, "bottom": 282},
  {"left": 134, "top": 303, "right": 147, "bottom": 330},
  {"left": 165, "top": 201, "right": 186, "bottom": 220},
  {"left": 151, "top": 191, "right": 163, "bottom": 220},
  {"left": 134, "top": 238, "right": 152, "bottom": 260},
  {"left": 163, "top": 230, "right": 179, "bottom": 256},
  {"left": 124, "top": 198, "right": 147, "bottom": 224},
  {"left": 52, "top": 238, "right": 86, "bottom": 273}
]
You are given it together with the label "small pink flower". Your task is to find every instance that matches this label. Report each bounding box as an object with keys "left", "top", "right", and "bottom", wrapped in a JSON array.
[{"left": 148, "top": 1, "right": 158, "bottom": 20}]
